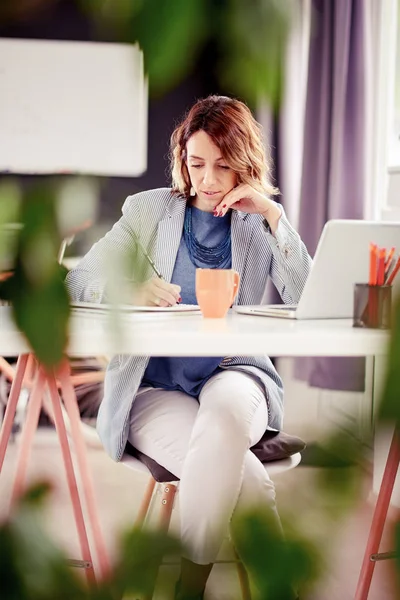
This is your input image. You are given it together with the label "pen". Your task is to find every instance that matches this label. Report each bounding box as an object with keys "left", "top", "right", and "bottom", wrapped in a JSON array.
[
  {"left": 385, "top": 247, "right": 396, "bottom": 273},
  {"left": 384, "top": 257, "right": 396, "bottom": 284},
  {"left": 386, "top": 255, "right": 400, "bottom": 286},
  {"left": 377, "top": 248, "right": 386, "bottom": 286},
  {"left": 133, "top": 234, "right": 164, "bottom": 279}
]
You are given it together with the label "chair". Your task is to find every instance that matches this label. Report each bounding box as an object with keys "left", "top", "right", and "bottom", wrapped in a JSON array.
[{"left": 121, "top": 446, "right": 302, "bottom": 600}]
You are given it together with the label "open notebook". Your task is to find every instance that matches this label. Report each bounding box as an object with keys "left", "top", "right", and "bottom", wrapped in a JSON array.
[{"left": 71, "top": 301, "right": 201, "bottom": 313}]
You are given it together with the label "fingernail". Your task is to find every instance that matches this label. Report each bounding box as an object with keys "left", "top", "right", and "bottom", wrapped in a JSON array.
[
  {"left": 178, "top": 296, "right": 182, "bottom": 302},
  {"left": 222, "top": 204, "right": 227, "bottom": 208},
  {"left": 219, "top": 211, "right": 223, "bottom": 217}
]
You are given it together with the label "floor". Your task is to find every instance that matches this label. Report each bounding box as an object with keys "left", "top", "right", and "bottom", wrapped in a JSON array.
[{"left": 0, "top": 426, "right": 398, "bottom": 600}]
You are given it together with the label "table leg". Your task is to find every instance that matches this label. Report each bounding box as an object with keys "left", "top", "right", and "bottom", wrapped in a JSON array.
[
  {"left": 46, "top": 371, "right": 96, "bottom": 583},
  {"left": 11, "top": 367, "right": 46, "bottom": 503},
  {"left": 355, "top": 429, "right": 400, "bottom": 600},
  {"left": 56, "top": 359, "right": 110, "bottom": 578},
  {"left": 0, "top": 354, "right": 29, "bottom": 471}
]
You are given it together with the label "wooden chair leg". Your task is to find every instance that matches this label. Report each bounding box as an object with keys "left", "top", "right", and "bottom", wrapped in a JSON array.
[
  {"left": 0, "top": 354, "right": 29, "bottom": 471},
  {"left": 159, "top": 483, "right": 178, "bottom": 531},
  {"left": 142, "top": 482, "right": 178, "bottom": 600},
  {"left": 234, "top": 548, "right": 252, "bottom": 600},
  {"left": 355, "top": 429, "right": 400, "bottom": 600},
  {"left": 134, "top": 477, "right": 157, "bottom": 528}
]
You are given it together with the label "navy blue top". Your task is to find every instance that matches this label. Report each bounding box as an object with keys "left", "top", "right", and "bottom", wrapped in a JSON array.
[{"left": 141, "top": 206, "right": 232, "bottom": 397}]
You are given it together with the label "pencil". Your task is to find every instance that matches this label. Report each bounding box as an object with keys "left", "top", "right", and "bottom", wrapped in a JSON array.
[
  {"left": 385, "top": 247, "right": 396, "bottom": 273},
  {"left": 369, "top": 243, "right": 377, "bottom": 285},
  {"left": 377, "top": 248, "right": 386, "bottom": 286},
  {"left": 386, "top": 256, "right": 400, "bottom": 286}
]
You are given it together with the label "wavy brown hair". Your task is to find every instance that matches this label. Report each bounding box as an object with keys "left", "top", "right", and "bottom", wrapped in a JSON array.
[{"left": 170, "top": 95, "right": 279, "bottom": 198}]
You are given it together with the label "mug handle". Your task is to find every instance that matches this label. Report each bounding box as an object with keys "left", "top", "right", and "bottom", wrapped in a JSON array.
[{"left": 231, "top": 270, "right": 240, "bottom": 305}]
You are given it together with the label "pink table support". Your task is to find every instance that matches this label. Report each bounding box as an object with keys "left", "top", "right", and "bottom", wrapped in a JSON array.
[
  {"left": 355, "top": 428, "right": 400, "bottom": 599},
  {"left": 0, "top": 354, "right": 110, "bottom": 583}
]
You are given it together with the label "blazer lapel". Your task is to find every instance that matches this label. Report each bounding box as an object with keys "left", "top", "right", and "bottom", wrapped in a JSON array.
[
  {"left": 231, "top": 211, "right": 254, "bottom": 302},
  {"left": 154, "top": 196, "right": 187, "bottom": 282}
]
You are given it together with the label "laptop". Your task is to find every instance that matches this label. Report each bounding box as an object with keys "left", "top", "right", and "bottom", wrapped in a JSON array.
[{"left": 234, "top": 219, "right": 400, "bottom": 319}]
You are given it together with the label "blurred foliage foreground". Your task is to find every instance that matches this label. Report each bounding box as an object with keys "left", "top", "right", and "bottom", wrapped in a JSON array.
[
  {"left": 1, "top": 1, "right": 400, "bottom": 594},
  {"left": 0, "top": 482, "right": 324, "bottom": 600}
]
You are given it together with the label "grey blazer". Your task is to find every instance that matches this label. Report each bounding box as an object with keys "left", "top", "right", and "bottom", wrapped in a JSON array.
[{"left": 66, "top": 188, "right": 312, "bottom": 461}]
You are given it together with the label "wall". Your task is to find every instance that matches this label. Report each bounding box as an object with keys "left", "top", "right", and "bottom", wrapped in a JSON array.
[{"left": 0, "top": 0, "right": 229, "bottom": 244}]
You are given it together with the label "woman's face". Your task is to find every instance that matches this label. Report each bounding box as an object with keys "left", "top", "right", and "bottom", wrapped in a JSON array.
[{"left": 186, "top": 130, "right": 237, "bottom": 212}]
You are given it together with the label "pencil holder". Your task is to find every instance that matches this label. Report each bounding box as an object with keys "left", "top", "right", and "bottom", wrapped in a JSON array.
[{"left": 353, "top": 283, "right": 392, "bottom": 329}]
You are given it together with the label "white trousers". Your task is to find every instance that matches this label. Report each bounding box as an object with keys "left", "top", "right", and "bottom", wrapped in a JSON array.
[{"left": 128, "top": 370, "right": 281, "bottom": 564}]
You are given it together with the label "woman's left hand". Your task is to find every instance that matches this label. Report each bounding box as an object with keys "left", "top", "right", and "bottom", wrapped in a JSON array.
[{"left": 214, "top": 183, "right": 281, "bottom": 233}]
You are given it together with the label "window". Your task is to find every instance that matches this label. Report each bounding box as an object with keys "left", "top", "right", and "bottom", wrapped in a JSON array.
[{"left": 380, "top": 0, "right": 400, "bottom": 220}]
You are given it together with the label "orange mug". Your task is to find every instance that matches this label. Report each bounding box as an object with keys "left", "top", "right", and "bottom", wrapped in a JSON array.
[{"left": 195, "top": 268, "right": 240, "bottom": 318}]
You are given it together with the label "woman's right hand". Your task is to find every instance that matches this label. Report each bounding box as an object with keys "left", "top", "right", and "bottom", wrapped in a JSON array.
[{"left": 133, "top": 277, "right": 181, "bottom": 307}]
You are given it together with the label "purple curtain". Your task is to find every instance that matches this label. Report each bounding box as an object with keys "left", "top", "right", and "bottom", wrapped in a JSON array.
[{"left": 295, "top": 0, "right": 368, "bottom": 391}]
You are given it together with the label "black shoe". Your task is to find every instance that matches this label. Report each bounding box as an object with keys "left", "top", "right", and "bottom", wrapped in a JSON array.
[{"left": 174, "top": 578, "right": 204, "bottom": 600}]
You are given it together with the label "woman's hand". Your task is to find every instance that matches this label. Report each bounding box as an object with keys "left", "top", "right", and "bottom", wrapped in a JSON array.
[
  {"left": 132, "top": 277, "right": 181, "bottom": 307},
  {"left": 214, "top": 183, "right": 282, "bottom": 234}
]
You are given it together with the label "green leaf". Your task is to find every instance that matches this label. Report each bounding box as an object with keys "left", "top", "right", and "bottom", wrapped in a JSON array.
[
  {"left": 111, "top": 526, "right": 181, "bottom": 596},
  {"left": 0, "top": 181, "right": 22, "bottom": 276},
  {"left": 218, "top": 0, "right": 290, "bottom": 108},
  {"left": 79, "top": 0, "right": 290, "bottom": 106},
  {"left": 6, "top": 183, "right": 70, "bottom": 367},
  {"left": 128, "top": 0, "right": 208, "bottom": 96},
  {"left": 378, "top": 294, "right": 400, "bottom": 423},
  {"left": 232, "top": 507, "right": 321, "bottom": 599},
  {"left": 0, "top": 483, "right": 88, "bottom": 600},
  {"left": 80, "top": 0, "right": 208, "bottom": 97}
]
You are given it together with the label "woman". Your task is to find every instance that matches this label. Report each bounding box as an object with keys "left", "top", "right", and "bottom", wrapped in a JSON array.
[{"left": 66, "top": 95, "right": 311, "bottom": 599}]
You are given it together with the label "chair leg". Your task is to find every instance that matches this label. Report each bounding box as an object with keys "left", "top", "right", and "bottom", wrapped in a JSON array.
[
  {"left": 159, "top": 483, "right": 178, "bottom": 531},
  {"left": 234, "top": 548, "right": 252, "bottom": 600},
  {"left": 355, "top": 429, "right": 400, "bottom": 600},
  {"left": 134, "top": 477, "right": 157, "bottom": 528},
  {"left": 142, "top": 483, "right": 178, "bottom": 600},
  {"left": 0, "top": 354, "right": 29, "bottom": 471}
]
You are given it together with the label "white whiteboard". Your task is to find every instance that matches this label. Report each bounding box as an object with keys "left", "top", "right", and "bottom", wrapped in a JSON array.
[{"left": 0, "top": 38, "right": 147, "bottom": 176}]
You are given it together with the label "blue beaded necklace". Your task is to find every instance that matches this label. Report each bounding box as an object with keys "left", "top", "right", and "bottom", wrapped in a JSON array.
[{"left": 183, "top": 205, "right": 231, "bottom": 268}]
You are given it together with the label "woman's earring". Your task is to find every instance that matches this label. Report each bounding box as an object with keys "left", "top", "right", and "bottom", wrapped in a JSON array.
[{"left": 190, "top": 186, "right": 195, "bottom": 197}]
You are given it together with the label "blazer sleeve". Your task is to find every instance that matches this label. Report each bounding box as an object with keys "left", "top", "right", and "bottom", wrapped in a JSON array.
[
  {"left": 263, "top": 203, "right": 312, "bottom": 304},
  {"left": 65, "top": 194, "right": 143, "bottom": 303}
]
